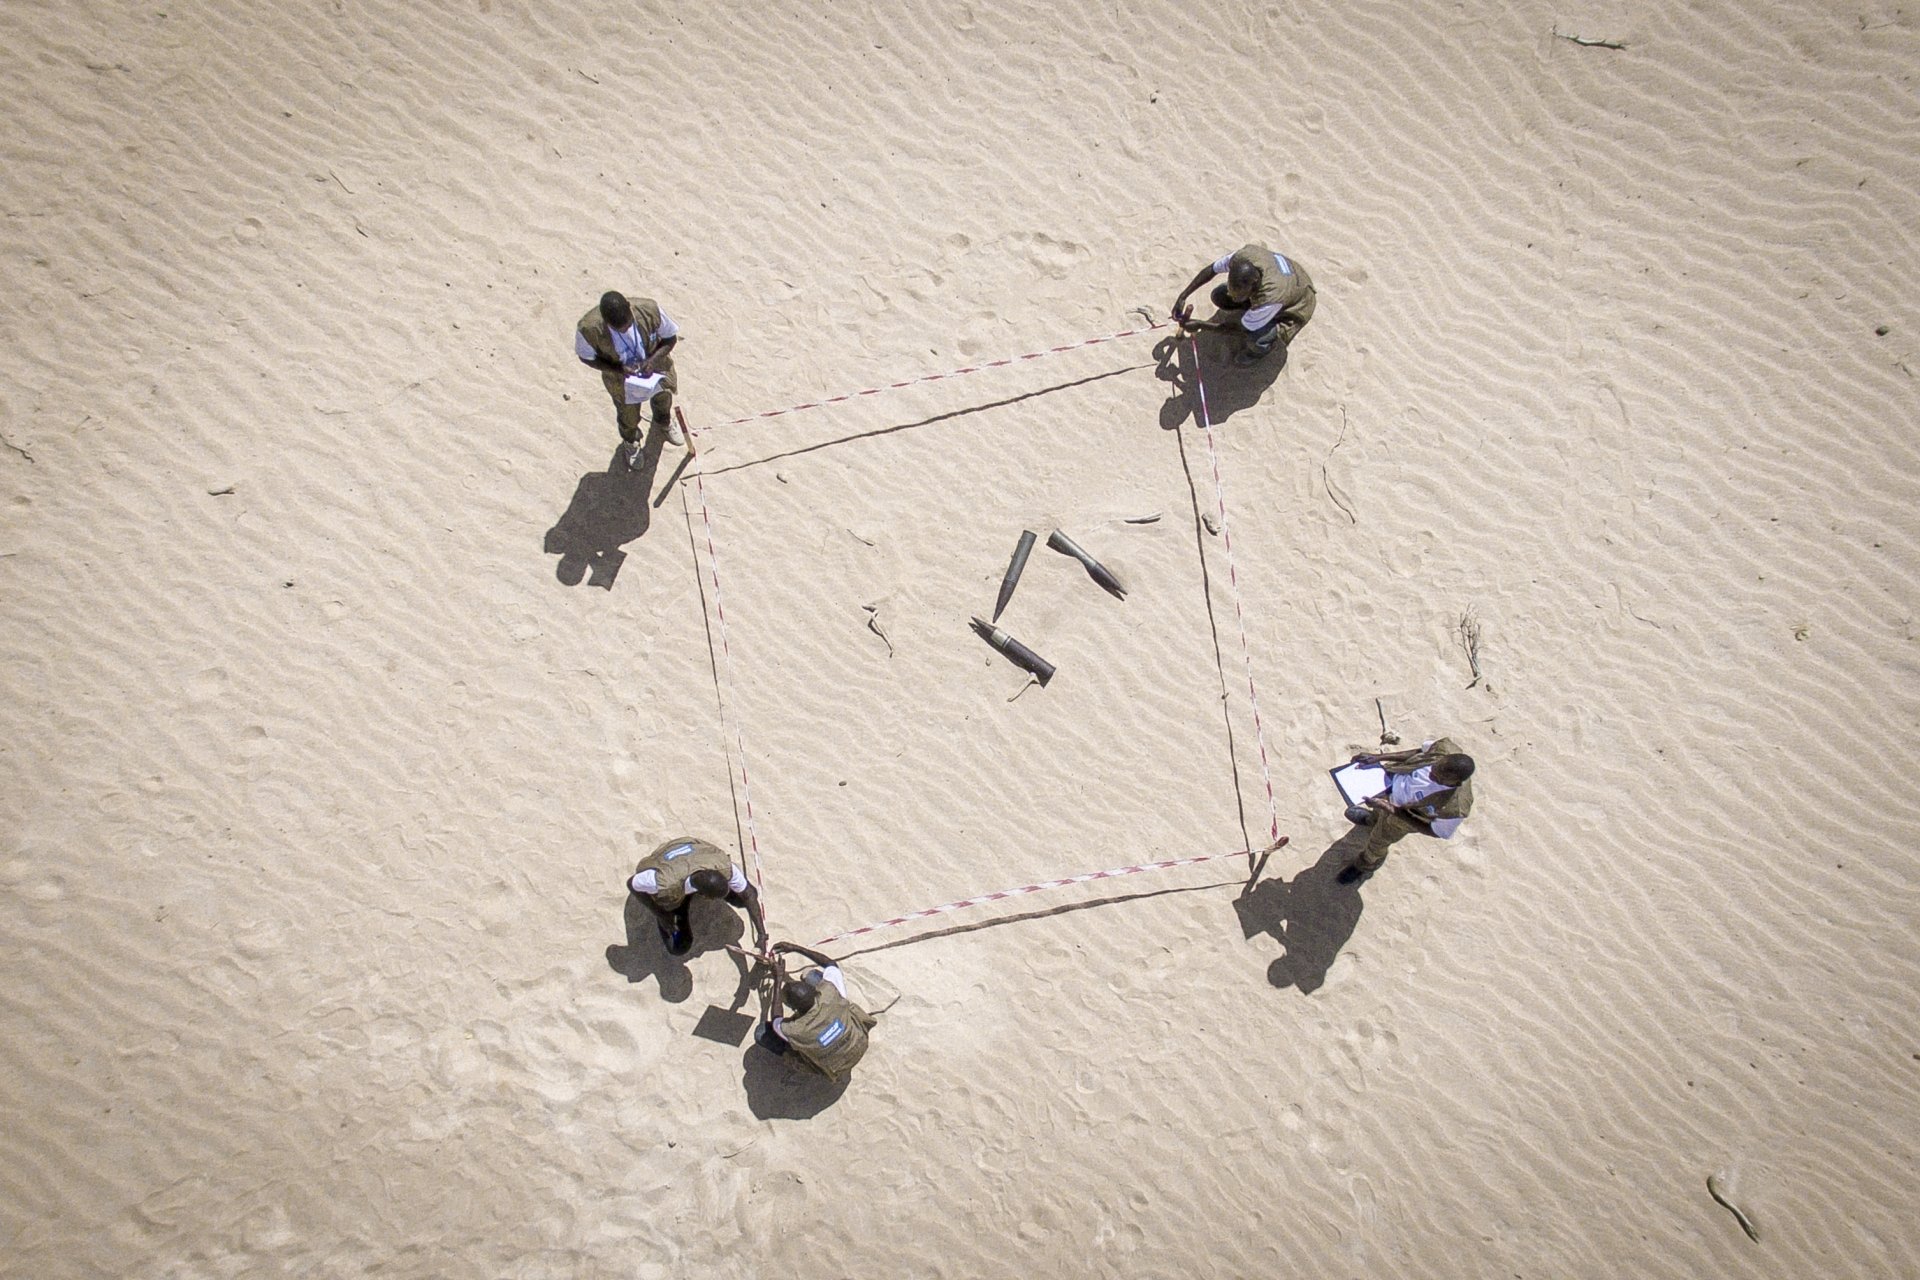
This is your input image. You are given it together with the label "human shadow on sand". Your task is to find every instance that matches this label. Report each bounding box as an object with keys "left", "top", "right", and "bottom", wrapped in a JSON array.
[
  {"left": 605, "top": 891, "right": 749, "bottom": 1005},
  {"left": 1153, "top": 324, "right": 1287, "bottom": 431},
  {"left": 543, "top": 430, "right": 672, "bottom": 589},
  {"left": 740, "top": 1031, "right": 852, "bottom": 1121},
  {"left": 1232, "top": 828, "right": 1368, "bottom": 993}
]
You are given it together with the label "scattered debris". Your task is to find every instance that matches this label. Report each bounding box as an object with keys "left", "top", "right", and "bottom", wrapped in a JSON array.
[
  {"left": 971, "top": 616, "right": 1055, "bottom": 685},
  {"left": 1, "top": 436, "right": 33, "bottom": 464},
  {"left": 1048, "top": 529, "right": 1126, "bottom": 599},
  {"left": 1457, "top": 608, "right": 1484, "bottom": 689},
  {"left": 1552, "top": 26, "right": 1627, "bottom": 49},
  {"left": 1321, "top": 404, "right": 1356, "bottom": 523},
  {"left": 1007, "top": 675, "right": 1038, "bottom": 703},
  {"left": 1707, "top": 1173, "right": 1761, "bottom": 1243},
  {"left": 1322, "top": 469, "right": 1355, "bottom": 524},
  {"left": 862, "top": 604, "right": 894, "bottom": 657},
  {"left": 1123, "top": 512, "right": 1162, "bottom": 524},
  {"left": 993, "top": 530, "right": 1038, "bottom": 622},
  {"left": 207, "top": 484, "right": 235, "bottom": 496},
  {"left": 1375, "top": 697, "right": 1400, "bottom": 746},
  {"left": 846, "top": 529, "right": 877, "bottom": 547},
  {"left": 1202, "top": 514, "right": 1220, "bottom": 536}
]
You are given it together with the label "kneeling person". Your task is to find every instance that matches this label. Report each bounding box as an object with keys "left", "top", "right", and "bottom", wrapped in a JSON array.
[
  {"left": 761, "top": 942, "right": 876, "bottom": 1082},
  {"left": 1171, "top": 242, "right": 1317, "bottom": 367},
  {"left": 627, "top": 836, "right": 767, "bottom": 957}
]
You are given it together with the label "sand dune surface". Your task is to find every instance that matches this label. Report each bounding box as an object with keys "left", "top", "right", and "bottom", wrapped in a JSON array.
[{"left": 3, "top": 0, "right": 1918, "bottom": 1276}]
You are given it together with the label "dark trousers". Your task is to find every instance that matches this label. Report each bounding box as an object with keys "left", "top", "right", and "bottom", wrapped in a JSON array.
[{"left": 1210, "top": 284, "right": 1316, "bottom": 357}]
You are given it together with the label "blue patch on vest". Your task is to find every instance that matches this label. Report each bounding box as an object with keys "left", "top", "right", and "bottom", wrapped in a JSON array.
[
  {"left": 662, "top": 842, "right": 695, "bottom": 859},
  {"left": 816, "top": 1019, "right": 846, "bottom": 1046},
  {"left": 1273, "top": 253, "right": 1293, "bottom": 276}
]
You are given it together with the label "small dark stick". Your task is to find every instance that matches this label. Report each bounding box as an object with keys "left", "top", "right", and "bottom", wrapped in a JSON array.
[
  {"left": 993, "top": 530, "right": 1038, "bottom": 622},
  {"left": 1047, "top": 529, "right": 1126, "bottom": 599},
  {"left": 970, "top": 616, "right": 1056, "bottom": 685}
]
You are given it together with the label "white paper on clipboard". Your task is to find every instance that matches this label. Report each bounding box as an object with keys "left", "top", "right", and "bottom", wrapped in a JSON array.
[{"left": 1330, "top": 762, "right": 1389, "bottom": 807}]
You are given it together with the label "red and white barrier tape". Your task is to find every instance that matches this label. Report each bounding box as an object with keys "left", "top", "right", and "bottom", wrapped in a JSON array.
[
  {"left": 1186, "top": 337, "right": 1281, "bottom": 845},
  {"left": 812, "top": 841, "right": 1284, "bottom": 948},
  {"left": 680, "top": 408, "right": 769, "bottom": 900},
  {"left": 713, "top": 319, "right": 1169, "bottom": 429}
]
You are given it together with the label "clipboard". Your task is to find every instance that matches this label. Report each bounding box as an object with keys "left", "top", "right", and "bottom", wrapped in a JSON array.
[{"left": 1330, "top": 761, "right": 1389, "bottom": 808}]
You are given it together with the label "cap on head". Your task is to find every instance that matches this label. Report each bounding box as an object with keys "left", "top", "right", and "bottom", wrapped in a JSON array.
[
  {"left": 1435, "top": 754, "right": 1475, "bottom": 786},
  {"left": 599, "top": 290, "right": 633, "bottom": 329},
  {"left": 782, "top": 979, "right": 818, "bottom": 1015},
  {"left": 686, "top": 868, "right": 731, "bottom": 899}
]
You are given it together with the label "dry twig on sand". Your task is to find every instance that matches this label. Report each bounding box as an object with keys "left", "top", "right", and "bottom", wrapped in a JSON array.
[
  {"left": 862, "top": 604, "right": 893, "bottom": 657},
  {"left": 1457, "top": 608, "right": 1484, "bottom": 689},
  {"left": 1552, "top": 26, "right": 1627, "bottom": 49},
  {"left": 1321, "top": 405, "right": 1357, "bottom": 524},
  {"left": 1375, "top": 697, "right": 1400, "bottom": 745}
]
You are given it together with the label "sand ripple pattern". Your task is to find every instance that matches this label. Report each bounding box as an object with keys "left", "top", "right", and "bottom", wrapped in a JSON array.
[{"left": 3, "top": 0, "right": 1918, "bottom": 1277}]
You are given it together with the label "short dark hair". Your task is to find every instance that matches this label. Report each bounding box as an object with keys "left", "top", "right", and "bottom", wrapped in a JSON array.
[
  {"left": 1435, "top": 754, "right": 1475, "bottom": 785},
  {"left": 599, "top": 290, "right": 632, "bottom": 328},
  {"left": 686, "top": 868, "right": 730, "bottom": 899},
  {"left": 782, "top": 979, "right": 817, "bottom": 1015}
]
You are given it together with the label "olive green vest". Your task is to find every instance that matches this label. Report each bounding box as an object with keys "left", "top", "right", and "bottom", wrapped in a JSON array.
[
  {"left": 577, "top": 296, "right": 668, "bottom": 365},
  {"left": 1386, "top": 736, "right": 1473, "bottom": 825},
  {"left": 633, "top": 837, "right": 734, "bottom": 911},
  {"left": 1225, "top": 244, "right": 1312, "bottom": 310},
  {"left": 783, "top": 983, "right": 875, "bottom": 1081}
]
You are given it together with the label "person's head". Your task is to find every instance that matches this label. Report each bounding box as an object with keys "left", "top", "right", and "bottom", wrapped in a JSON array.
[
  {"left": 599, "top": 290, "right": 633, "bottom": 330},
  {"left": 1433, "top": 754, "right": 1475, "bottom": 787},
  {"left": 686, "top": 868, "right": 731, "bottom": 899},
  {"left": 781, "top": 979, "right": 818, "bottom": 1016},
  {"left": 1227, "top": 256, "right": 1261, "bottom": 296}
]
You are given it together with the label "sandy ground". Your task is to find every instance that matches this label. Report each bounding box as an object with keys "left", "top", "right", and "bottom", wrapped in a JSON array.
[{"left": 4, "top": 0, "right": 1919, "bottom": 1276}]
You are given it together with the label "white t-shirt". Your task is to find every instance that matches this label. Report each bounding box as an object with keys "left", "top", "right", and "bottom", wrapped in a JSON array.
[
  {"left": 1212, "top": 251, "right": 1294, "bottom": 331},
  {"left": 771, "top": 965, "right": 847, "bottom": 1041},
  {"left": 627, "top": 861, "right": 749, "bottom": 898},
  {"left": 1386, "top": 742, "right": 1465, "bottom": 838},
  {"left": 575, "top": 311, "right": 679, "bottom": 367}
]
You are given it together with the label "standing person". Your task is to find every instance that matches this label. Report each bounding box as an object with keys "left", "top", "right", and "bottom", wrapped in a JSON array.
[
  {"left": 626, "top": 837, "right": 766, "bottom": 957},
  {"left": 1338, "top": 738, "right": 1475, "bottom": 883},
  {"left": 576, "top": 289, "right": 684, "bottom": 464},
  {"left": 1170, "top": 243, "right": 1317, "bottom": 366},
  {"left": 758, "top": 941, "right": 876, "bottom": 1082}
]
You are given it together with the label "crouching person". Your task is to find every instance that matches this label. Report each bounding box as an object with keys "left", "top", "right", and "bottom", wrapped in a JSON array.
[
  {"left": 627, "top": 836, "right": 767, "bottom": 957},
  {"left": 758, "top": 942, "right": 876, "bottom": 1082}
]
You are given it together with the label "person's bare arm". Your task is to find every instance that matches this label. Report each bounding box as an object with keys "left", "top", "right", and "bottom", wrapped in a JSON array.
[
  {"left": 1352, "top": 748, "right": 1421, "bottom": 766},
  {"left": 641, "top": 334, "right": 678, "bottom": 372},
  {"left": 1171, "top": 262, "right": 1221, "bottom": 319},
  {"left": 733, "top": 882, "right": 769, "bottom": 949},
  {"left": 773, "top": 941, "right": 837, "bottom": 969}
]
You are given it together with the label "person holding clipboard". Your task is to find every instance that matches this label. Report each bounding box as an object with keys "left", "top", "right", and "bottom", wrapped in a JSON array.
[{"left": 1330, "top": 738, "right": 1476, "bottom": 884}]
